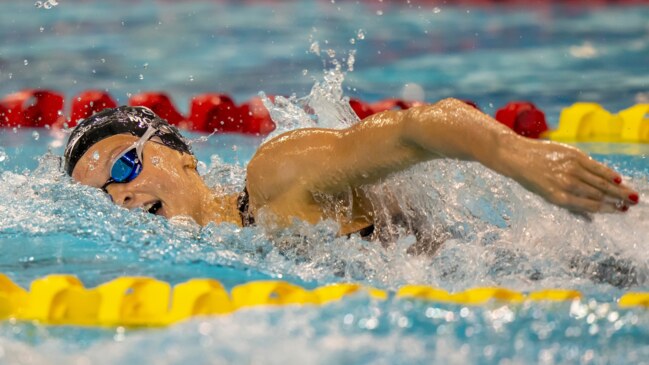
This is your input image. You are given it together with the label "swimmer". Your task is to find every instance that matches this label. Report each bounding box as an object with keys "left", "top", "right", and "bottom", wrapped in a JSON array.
[{"left": 64, "top": 99, "right": 640, "bottom": 242}]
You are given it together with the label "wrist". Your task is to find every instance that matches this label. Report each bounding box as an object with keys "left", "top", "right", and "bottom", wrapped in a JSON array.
[{"left": 485, "top": 132, "right": 527, "bottom": 180}]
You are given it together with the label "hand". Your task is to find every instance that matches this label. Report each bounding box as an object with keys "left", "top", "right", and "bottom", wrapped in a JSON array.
[{"left": 505, "top": 138, "right": 639, "bottom": 213}]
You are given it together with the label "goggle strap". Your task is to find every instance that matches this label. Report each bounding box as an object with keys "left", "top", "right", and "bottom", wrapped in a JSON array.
[{"left": 135, "top": 126, "right": 158, "bottom": 162}]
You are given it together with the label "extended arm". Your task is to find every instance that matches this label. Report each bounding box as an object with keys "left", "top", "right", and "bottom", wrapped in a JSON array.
[{"left": 248, "top": 98, "right": 638, "bottom": 213}]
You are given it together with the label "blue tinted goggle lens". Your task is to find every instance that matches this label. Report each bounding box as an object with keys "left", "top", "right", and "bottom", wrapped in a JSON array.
[{"left": 111, "top": 149, "right": 142, "bottom": 183}]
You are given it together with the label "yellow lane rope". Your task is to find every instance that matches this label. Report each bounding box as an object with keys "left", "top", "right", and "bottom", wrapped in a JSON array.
[{"left": 1, "top": 274, "right": 647, "bottom": 327}]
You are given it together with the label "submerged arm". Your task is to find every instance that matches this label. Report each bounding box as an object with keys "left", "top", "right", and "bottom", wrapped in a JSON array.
[{"left": 248, "top": 98, "right": 638, "bottom": 214}]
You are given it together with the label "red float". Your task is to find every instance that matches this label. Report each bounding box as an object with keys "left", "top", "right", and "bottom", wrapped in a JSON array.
[
  {"left": 239, "top": 96, "right": 276, "bottom": 135},
  {"left": 188, "top": 93, "right": 240, "bottom": 132},
  {"left": 129, "top": 92, "right": 186, "bottom": 126},
  {"left": 0, "top": 89, "right": 64, "bottom": 128},
  {"left": 69, "top": 90, "right": 118, "bottom": 127},
  {"left": 349, "top": 98, "right": 375, "bottom": 119},
  {"left": 495, "top": 101, "right": 548, "bottom": 139}
]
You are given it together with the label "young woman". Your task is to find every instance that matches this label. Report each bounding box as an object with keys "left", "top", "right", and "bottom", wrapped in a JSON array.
[{"left": 64, "top": 98, "right": 639, "bottom": 242}]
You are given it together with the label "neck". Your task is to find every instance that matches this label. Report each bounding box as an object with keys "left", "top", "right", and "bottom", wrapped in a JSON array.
[
  {"left": 199, "top": 188, "right": 242, "bottom": 227},
  {"left": 183, "top": 169, "right": 242, "bottom": 227}
]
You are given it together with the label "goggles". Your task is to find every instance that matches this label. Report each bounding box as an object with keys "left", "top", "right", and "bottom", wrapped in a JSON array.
[{"left": 101, "top": 126, "right": 158, "bottom": 191}]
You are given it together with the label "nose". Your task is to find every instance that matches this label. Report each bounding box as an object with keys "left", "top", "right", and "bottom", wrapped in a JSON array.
[{"left": 105, "top": 184, "right": 135, "bottom": 208}]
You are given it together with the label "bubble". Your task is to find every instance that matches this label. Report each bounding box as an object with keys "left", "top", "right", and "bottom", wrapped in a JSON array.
[
  {"left": 32, "top": 131, "right": 40, "bottom": 141},
  {"left": 39, "top": 26, "right": 44, "bottom": 32},
  {"left": 49, "top": 0, "right": 58, "bottom": 5},
  {"left": 326, "top": 49, "right": 336, "bottom": 58},
  {"left": 0, "top": 148, "right": 7, "bottom": 163},
  {"left": 43, "top": 1, "right": 52, "bottom": 9},
  {"left": 139, "top": 74, "right": 144, "bottom": 80},
  {"left": 92, "top": 151, "right": 100, "bottom": 161},
  {"left": 100, "top": 58, "right": 106, "bottom": 63},
  {"left": 151, "top": 156, "right": 161, "bottom": 166},
  {"left": 433, "top": 7, "right": 441, "bottom": 14},
  {"left": 302, "top": 69, "right": 308, "bottom": 76},
  {"left": 356, "top": 29, "right": 365, "bottom": 40},
  {"left": 349, "top": 38, "right": 355, "bottom": 44},
  {"left": 34, "top": 1, "right": 43, "bottom": 8},
  {"left": 143, "top": 63, "right": 149, "bottom": 69},
  {"left": 376, "top": 10, "right": 383, "bottom": 16},
  {"left": 23, "top": 60, "right": 28, "bottom": 66},
  {"left": 189, "top": 75, "right": 194, "bottom": 82}
]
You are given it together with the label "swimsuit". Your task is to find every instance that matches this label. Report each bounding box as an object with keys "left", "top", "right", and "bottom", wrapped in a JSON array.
[{"left": 237, "top": 187, "right": 375, "bottom": 238}]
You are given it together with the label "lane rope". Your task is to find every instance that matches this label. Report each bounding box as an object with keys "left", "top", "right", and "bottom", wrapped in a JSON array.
[
  {"left": 1, "top": 274, "right": 648, "bottom": 327},
  {"left": 1, "top": 89, "right": 647, "bottom": 143}
]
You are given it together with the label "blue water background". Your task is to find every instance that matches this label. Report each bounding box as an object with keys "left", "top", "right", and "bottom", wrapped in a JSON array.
[{"left": 1, "top": 1, "right": 649, "bottom": 364}]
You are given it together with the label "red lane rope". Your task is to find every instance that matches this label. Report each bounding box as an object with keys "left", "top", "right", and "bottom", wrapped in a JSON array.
[{"left": 0, "top": 89, "right": 548, "bottom": 138}]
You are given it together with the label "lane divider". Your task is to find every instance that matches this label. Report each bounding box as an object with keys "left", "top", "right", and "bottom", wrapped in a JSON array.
[
  {"left": 0, "top": 89, "right": 647, "bottom": 143},
  {"left": 0, "top": 274, "right": 647, "bottom": 327}
]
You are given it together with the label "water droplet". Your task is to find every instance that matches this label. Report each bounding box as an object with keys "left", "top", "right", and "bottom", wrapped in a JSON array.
[
  {"left": 92, "top": 151, "right": 100, "bottom": 161},
  {"left": 139, "top": 74, "right": 144, "bottom": 80},
  {"left": 433, "top": 7, "right": 441, "bottom": 14},
  {"left": 347, "top": 51, "right": 356, "bottom": 71},
  {"left": 23, "top": 59, "right": 28, "bottom": 66},
  {"left": 196, "top": 161, "right": 207, "bottom": 175},
  {"left": 356, "top": 29, "right": 365, "bottom": 40},
  {"left": 34, "top": 1, "right": 43, "bottom": 8},
  {"left": 32, "top": 131, "right": 40, "bottom": 141},
  {"left": 309, "top": 41, "right": 320, "bottom": 55}
]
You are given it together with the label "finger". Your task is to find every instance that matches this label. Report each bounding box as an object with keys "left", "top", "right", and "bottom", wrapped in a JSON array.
[
  {"left": 578, "top": 157, "right": 621, "bottom": 184},
  {"left": 557, "top": 193, "right": 622, "bottom": 214},
  {"left": 576, "top": 169, "right": 637, "bottom": 204},
  {"left": 566, "top": 179, "right": 605, "bottom": 201}
]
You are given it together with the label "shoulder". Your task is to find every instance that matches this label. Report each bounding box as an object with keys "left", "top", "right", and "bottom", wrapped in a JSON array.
[{"left": 245, "top": 129, "right": 338, "bottom": 205}]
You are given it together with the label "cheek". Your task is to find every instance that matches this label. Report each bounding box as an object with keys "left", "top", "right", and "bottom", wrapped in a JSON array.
[{"left": 144, "top": 155, "right": 188, "bottom": 193}]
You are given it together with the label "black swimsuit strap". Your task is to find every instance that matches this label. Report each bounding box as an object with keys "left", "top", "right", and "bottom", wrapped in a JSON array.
[{"left": 237, "top": 187, "right": 255, "bottom": 227}]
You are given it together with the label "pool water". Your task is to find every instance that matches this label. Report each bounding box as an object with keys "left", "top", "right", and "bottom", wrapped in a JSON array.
[{"left": 1, "top": 1, "right": 649, "bottom": 364}]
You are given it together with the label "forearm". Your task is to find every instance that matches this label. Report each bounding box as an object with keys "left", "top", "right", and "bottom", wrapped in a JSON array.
[{"left": 400, "top": 98, "right": 523, "bottom": 178}]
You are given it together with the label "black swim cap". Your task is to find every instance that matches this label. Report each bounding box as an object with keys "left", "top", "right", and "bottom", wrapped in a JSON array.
[{"left": 64, "top": 106, "right": 192, "bottom": 176}]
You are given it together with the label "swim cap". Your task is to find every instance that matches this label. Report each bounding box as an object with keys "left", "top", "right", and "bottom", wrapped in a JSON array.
[{"left": 64, "top": 106, "right": 192, "bottom": 176}]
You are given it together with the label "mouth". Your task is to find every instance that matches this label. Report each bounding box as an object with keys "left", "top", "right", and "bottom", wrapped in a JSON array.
[{"left": 143, "top": 200, "right": 163, "bottom": 216}]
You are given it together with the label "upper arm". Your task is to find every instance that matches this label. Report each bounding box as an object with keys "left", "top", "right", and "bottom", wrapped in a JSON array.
[{"left": 246, "top": 109, "right": 433, "bottom": 203}]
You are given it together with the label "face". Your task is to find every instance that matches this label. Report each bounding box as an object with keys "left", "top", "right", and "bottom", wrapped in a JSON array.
[{"left": 71, "top": 134, "right": 205, "bottom": 222}]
